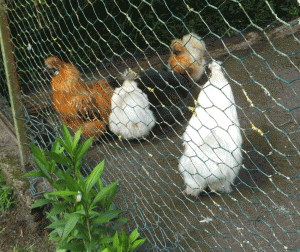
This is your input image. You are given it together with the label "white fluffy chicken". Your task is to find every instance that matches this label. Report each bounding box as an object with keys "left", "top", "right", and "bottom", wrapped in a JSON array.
[
  {"left": 109, "top": 70, "right": 156, "bottom": 139},
  {"left": 109, "top": 68, "right": 189, "bottom": 139},
  {"left": 178, "top": 61, "right": 243, "bottom": 197}
]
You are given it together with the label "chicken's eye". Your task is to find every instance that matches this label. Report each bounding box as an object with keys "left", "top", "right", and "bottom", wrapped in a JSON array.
[{"left": 173, "top": 50, "right": 182, "bottom": 56}]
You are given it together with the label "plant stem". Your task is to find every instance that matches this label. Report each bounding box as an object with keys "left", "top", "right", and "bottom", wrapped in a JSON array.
[
  {"left": 85, "top": 204, "right": 92, "bottom": 241},
  {"left": 71, "top": 156, "right": 79, "bottom": 182}
]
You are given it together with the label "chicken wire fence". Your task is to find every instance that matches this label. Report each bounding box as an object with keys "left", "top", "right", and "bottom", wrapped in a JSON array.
[{"left": 1, "top": 0, "right": 300, "bottom": 251}]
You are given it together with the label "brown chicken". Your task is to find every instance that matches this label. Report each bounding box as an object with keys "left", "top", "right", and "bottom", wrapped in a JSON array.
[
  {"left": 168, "top": 32, "right": 207, "bottom": 83},
  {"left": 45, "top": 56, "right": 115, "bottom": 139}
]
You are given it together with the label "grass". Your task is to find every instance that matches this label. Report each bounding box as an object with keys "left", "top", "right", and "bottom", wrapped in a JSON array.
[
  {"left": 11, "top": 245, "right": 50, "bottom": 252},
  {"left": 0, "top": 167, "right": 17, "bottom": 215},
  {"left": 0, "top": 225, "right": 6, "bottom": 234},
  {"left": 11, "top": 245, "right": 34, "bottom": 252}
]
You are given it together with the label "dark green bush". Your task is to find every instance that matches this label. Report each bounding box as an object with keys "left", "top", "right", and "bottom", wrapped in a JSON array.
[{"left": 2, "top": 0, "right": 298, "bottom": 93}]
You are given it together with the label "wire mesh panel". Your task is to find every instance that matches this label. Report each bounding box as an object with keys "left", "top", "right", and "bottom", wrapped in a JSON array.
[{"left": 1, "top": 0, "right": 300, "bottom": 251}]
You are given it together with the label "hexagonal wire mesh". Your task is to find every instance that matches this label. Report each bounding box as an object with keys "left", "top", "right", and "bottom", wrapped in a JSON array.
[{"left": 1, "top": 0, "right": 300, "bottom": 251}]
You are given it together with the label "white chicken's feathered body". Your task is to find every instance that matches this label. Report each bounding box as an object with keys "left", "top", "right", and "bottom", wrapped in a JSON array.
[
  {"left": 109, "top": 79, "right": 156, "bottom": 139},
  {"left": 179, "top": 61, "right": 243, "bottom": 196}
]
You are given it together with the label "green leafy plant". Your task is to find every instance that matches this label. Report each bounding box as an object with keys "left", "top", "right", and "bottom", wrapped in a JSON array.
[
  {"left": 22, "top": 124, "right": 146, "bottom": 252},
  {"left": 0, "top": 167, "right": 17, "bottom": 215}
]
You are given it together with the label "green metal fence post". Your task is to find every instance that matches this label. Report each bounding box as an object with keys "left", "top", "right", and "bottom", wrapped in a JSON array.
[{"left": 0, "top": 0, "right": 29, "bottom": 167}]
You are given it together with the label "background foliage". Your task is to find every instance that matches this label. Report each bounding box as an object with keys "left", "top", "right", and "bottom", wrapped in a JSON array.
[{"left": 0, "top": 0, "right": 298, "bottom": 102}]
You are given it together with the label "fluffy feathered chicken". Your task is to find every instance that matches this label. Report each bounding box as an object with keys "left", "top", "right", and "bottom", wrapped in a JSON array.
[
  {"left": 168, "top": 32, "right": 206, "bottom": 83},
  {"left": 108, "top": 68, "right": 189, "bottom": 139},
  {"left": 178, "top": 61, "right": 243, "bottom": 197},
  {"left": 45, "top": 56, "right": 117, "bottom": 139}
]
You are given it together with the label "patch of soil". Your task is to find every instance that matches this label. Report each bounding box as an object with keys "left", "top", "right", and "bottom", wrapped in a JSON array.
[{"left": 0, "top": 197, "right": 55, "bottom": 252}]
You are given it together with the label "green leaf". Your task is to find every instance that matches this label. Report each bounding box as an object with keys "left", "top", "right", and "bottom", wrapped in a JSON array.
[
  {"left": 72, "top": 126, "right": 82, "bottom": 152},
  {"left": 87, "top": 210, "right": 100, "bottom": 219},
  {"left": 131, "top": 239, "right": 146, "bottom": 251},
  {"left": 61, "top": 214, "right": 80, "bottom": 242},
  {"left": 60, "top": 171, "right": 78, "bottom": 192},
  {"left": 91, "top": 181, "right": 118, "bottom": 209},
  {"left": 46, "top": 191, "right": 79, "bottom": 197},
  {"left": 99, "top": 237, "right": 114, "bottom": 244},
  {"left": 47, "top": 204, "right": 68, "bottom": 218},
  {"left": 44, "top": 193, "right": 56, "bottom": 201},
  {"left": 49, "top": 229, "right": 61, "bottom": 241},
  {"left": 113, "top": 231, "right": 119, "bottom": 251},
  {"left": 62, "top": 124, "right": 73, "bottom": 155},
  {"left": 46, "top": 219, "right": 68, "bottom": 229},
  {"left": 82, "top": 240, "right": 94, "bottom": 251},
  {"left": 31, "top": 198, "right": 52, "bottom": 209},
  {"left": 85, "top": 160, "right": 105, "bottom": 193},
  {"left": 119, "top": 229, "right": 128, "bottom": 248},
  {"left": 51, "top": 141, "right": 61, "bottom": 153},
  {"left": 73, "top": 209, "right": 85, "bottom": 215},
  {"left": 49, "top": 160, "right": 56, "bottom": 174},
  {"left": 96, "top": 177, "right": 103, "bottom": 192},
  {"left": 61, "top": 195, "right": 76, "bottom": 204},
  {"left": 90, "top": 188, "right": 97, "bottom": 198},
  {"left": 74, "top": 161, "right": 84, "bottom": 182},
  {"left": 30, "top": 143, "right": 46, "bottom": 163},
  {"left": 68, "top": 231, "right": 83, "bottom": 241},
  {"left": 21, "top": 171, "right": 44, "bottom": 178},
  {"left": 102, "top": 247, "right": 112, "bottom": 252},
  {"left": 77, "top": 173, "right": 86, "bottom": 192},
  {"left": 55, "top": 169, "right": 66, "bottom": 181},
  {"left": 108, "top": 204, "right": 115, "bottom": 211},
  {"left": 105, "top": 181, "right": 118, "bottom": 209},
  {"left": 54, "top": 138, "right": 68, "bottom": 152},
  {"left": 74, "top": 222, "right": 89, "bottom": 240},
  {"left": 46, "top": 152, "right": 72, "bottom": 168},
  {"left": 112, "top": 218, "right": 128, "bottom": 224},
  {"left": 55, "top": 179, "right": 67, "bottom": 188},
  {"left": 129, "top": 229, "right": 140, "bottom": 244},
  {"left": 93, "top": 210, "right": 122, "bottom": 225},
  {"left": 74, "top": 137, "right": 94, "bottom": 164},
  {"left": 32, "top": 155, "right": 51, "bottom": 181},
  {"left": 58, "top": 240, "right": 86, "bottom": 251},
  {"left": 75, "top": 159, "right": 83, "bottom": 171}
]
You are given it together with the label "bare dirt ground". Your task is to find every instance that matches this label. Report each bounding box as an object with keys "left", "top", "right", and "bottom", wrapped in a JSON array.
[
  {"left": 1, "top": 18, "right": 300, "bottom": 252},
  {"left": 0, "top": 200, "right": 52, "bottom": 252},
  {"left": 0, "top": 118, "right": 54, "bottom": 251}
]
